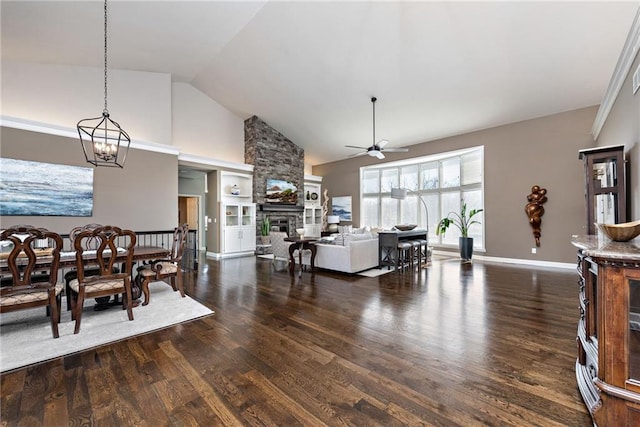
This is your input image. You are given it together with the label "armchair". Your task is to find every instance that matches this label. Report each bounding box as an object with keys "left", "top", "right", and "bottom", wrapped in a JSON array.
[
  {"left": 136, "top": 223, "right": 188, "bottom": 306},
  {"left": 270, "top": 231, "right": 311, "bottom": 271}
]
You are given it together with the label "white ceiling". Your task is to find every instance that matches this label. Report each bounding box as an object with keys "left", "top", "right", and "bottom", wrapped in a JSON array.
[{"left": 1, "top": 1, "right": 638, "bottom": 166}]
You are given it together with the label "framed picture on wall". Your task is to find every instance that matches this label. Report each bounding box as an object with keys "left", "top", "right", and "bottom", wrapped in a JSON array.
[
  {"left": 332, "top": 196, "right": 352, "bottom": 221},
  {"left": 0, "top": 157, "right": 94, "bottom": 216}
]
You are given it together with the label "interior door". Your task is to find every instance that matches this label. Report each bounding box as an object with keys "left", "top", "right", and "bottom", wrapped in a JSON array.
[{"left": 178, "top": 196, "right": 199, "bottom": 231}]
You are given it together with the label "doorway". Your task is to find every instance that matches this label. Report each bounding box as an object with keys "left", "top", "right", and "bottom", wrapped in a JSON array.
[{"left": 178, "top": 195, "right": 199, "bottom": 238}]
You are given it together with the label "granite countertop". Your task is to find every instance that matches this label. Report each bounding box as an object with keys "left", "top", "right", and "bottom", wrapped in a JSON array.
[{"left": 571, "top": 234, "right": 640, "bottom": 261}]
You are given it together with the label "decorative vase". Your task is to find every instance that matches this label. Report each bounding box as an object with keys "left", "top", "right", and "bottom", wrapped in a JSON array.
[
  {"left": 231, "top": 184, "right": 240, "bottom": 195},
  {"left": 459, "top": 237, "right": 474, "bottom": 261}
]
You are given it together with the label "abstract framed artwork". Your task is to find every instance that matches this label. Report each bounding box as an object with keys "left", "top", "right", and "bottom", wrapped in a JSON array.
[
  {"left": 0, "top": 158, "right": 94, "bottom": 216},
  {"left": 332, "top": 196, "right": 352, "bottom": 221}
]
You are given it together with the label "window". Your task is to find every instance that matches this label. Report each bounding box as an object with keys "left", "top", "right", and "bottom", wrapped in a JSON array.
[{"left": 360, "top": 146, "right": 484, "bottom": 249}]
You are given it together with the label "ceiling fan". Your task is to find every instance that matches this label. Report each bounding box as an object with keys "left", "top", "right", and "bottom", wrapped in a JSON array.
[{"left": 346, "top": 97, "right": 409, "bottom": 160}]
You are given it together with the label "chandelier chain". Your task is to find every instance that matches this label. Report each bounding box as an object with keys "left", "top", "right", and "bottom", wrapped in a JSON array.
[{"left": 103, "top": 0, "right": 108, "bottom": 114}]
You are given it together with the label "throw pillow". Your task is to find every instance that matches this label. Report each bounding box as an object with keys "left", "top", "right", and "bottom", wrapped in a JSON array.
[{"left": 349, "top": 232, "right": 373, "bottom": 241}]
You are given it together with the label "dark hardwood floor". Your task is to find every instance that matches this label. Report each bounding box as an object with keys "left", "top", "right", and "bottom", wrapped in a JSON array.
[{"left": 1, "top": 255, "right": 591, "bottom": 426}]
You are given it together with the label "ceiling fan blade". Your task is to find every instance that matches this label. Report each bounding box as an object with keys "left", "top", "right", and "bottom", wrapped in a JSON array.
[
  {"left": 375, "top": 151, "right": 385, "bottom": 159},
  {"left": 349, "top": 151, "right": 368, "bottom": 158},
  {"left": 345, "top": 145, "right": 368, "bottom": 150},
  {"left": 377, "top": 139, "right": 390, "bottom": 148},
  {"left": 383, "top": 148, "right": 409, "bottom": 153}
]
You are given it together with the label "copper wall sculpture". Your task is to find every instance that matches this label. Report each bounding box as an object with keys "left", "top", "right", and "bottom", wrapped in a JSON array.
[{"left": 525, "top": 185, "right": 548, "bottom": 247}]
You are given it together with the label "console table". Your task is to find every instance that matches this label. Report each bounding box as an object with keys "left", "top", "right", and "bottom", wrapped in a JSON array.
[
  {"left": 571, "top": 235, "right": 640, "bottom": 426},
  {"left": 378, "top": 229, "right": 428, "bottom": 269}
]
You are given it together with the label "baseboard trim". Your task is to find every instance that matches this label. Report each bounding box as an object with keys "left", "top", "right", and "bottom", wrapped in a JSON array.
[
  {"left": 474, "top": 254, "right": 575, "bottom": 270},
  {"left": 206, "top": 251, "right": 255, "bottom": 260},
  {"left": 432, "top": 249, "right": 575, "bottom": 270}
]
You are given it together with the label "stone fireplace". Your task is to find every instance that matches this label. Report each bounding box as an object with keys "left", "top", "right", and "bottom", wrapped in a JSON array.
[{"left": 244, "top": 116, "right": 305, "bottom": 237}]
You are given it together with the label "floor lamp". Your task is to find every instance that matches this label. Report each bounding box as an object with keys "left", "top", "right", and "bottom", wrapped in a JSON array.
[{"left": 390, "top": 187, "right": 430, "bottom": 242}]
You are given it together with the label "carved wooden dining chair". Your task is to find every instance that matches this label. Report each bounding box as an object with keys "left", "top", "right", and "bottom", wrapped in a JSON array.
[
  {"left": 0, "top": 225, "right": 64, "bottom": 338},
  {"left": 64, "top": 223, "right": 106, "bottom": 311},
  {"left": 136, "top": 223, "right": 188, "bottom": 306},
  {"left": 68, "top": 225, "right": 136, "bottom": 334}
]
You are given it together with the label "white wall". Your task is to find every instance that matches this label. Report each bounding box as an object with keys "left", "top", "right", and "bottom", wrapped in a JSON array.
[
  {"left": 172, "top": 82, "right": 245, "bottom": 163},
  {"left": 1, "top": 61, "right": 172, "bottom": 145},
  {"left": 1, "top": 61, "right": 248, "bottom": 167}
]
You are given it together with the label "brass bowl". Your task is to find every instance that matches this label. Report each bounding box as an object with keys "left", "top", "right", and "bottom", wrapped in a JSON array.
[
  {"left": 394, "top": 224, "right": 417, "bottom": 231},
  {"left": 596, "top": 220, "right": 640, "bottom": 242}
]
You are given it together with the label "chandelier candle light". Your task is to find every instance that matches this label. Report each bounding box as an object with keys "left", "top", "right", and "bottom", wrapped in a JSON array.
[{"left": 77, "top": 0, "right": 131, "bottom": 168}]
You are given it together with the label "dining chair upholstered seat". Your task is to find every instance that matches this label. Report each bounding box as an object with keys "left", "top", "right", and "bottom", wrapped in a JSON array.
[
  {"left": 68, "top": 278, "right": 126, "bottom": 293},
  {"left": 70, "top": 225, "right": 136, "bottom": 334},
  {"left": 1, "top": 283, "right": 64, "bottom": 306},
  {"left": 135, "top": 224, "right": 188, "bottom": 306},
  {"left": 138, "top": 261, "right": 178, "bottom": 277},
  {"left": 0, "top": 225, "right": 64, "bottom": 338}
]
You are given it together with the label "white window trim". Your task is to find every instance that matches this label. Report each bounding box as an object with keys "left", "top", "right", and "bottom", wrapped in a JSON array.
[{"left": 360, "top": 146, "right": 485, "bottom": 251}]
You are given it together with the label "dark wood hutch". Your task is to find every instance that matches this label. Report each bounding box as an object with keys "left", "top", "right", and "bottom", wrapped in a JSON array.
[
  {"left": 578, "top": 145, "right": 627, "bottom": 235},
  {"left": 572, "top": 236, "right": 640, "bottom": 425}
]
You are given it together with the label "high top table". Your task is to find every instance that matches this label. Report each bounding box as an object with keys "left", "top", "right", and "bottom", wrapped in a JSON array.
[{"left": 378, "top": 229, "right": 428, "bottom": 269}]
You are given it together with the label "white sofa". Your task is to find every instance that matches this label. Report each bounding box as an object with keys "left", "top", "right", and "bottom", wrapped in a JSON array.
[
  {"left": 314, "top": 236, "right": 379, "bottom": 273},
  {"left": 270, "top": 231, "right": 379, "bottom": 274}
]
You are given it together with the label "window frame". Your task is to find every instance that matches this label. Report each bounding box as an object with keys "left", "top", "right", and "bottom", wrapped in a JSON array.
[{"left": 359, "top": 146, "right": 485, "bottom": 250}]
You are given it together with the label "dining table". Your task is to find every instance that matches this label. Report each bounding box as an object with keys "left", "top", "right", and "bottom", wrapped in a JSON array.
[
  {"left": 0, "top": 245, "right": 170, "bottom": 269},
  {"left": 1, "top": 245, "right": 171, "bottom": 309}
]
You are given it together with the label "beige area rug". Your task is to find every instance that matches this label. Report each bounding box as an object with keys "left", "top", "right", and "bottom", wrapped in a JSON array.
[
  {"left": 0, "top": 282, "right": 214, "bottom": 372},
  {"left": 358, "top": 267, "right": 395, "bottom": 277}
]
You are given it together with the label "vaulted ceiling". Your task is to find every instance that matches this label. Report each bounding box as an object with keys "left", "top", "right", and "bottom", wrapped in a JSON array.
[{"left": 1, "top": 1, "right": 637, "bottom": 166}]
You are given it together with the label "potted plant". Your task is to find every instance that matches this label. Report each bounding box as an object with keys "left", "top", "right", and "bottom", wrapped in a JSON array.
[
  {"left": 435, "top": 201, "right": 483, "bottom": 261},
  {"left": 260, "top": 217, "right": 271, "bottom": 245}
]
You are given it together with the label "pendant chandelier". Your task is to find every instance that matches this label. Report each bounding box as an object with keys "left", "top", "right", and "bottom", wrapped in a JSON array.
[{"left": 77, "top": 0, "right": 130, "bottom": 168}]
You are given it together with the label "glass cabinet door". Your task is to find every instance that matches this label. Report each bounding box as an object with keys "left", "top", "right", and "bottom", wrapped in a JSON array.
[
  {"left": 225, "top": 204, "right": 239, "bottom": 226},
  {"left": 578, "top": 145, "right": 626, "bottom": 235},
  {"left": 630, "top": 278, "right": 640, "bottom": 382},
  {"left": 592, "top": 157, "right": 619, "bottom": 225},
  {"left": 242, "top": 205, "right": 253, "bottom": 226}
]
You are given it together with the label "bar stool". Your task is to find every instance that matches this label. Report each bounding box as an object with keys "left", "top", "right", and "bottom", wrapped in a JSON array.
[
  {"left": 396, "top": 241, "right": 413, "bottom": 272},
  {"left": 416, "top": 239, "right": 429, "bottom": 267},
  {"left": 408, "top": 240, "right": 423, "bottom": 268}
]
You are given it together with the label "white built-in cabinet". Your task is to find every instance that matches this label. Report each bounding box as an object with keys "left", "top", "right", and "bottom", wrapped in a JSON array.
[
  {"left": 303, "top": 175, "right": 323, "bottom": 237},
  {"left": 221, "top": 202, "right": 256, "bottom": 253},
  {"left": 219, "top": 171, "right": 255, "bottom": 255}
]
